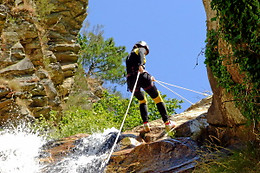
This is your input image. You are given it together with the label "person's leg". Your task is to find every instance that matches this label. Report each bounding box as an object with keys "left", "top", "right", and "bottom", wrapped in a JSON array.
[
  {"left": 134, "top": 90, "right": 148, "bottom": 123},
  {"left": 127, "top": 74, "right": 150, "bottom": 132},
  {"left": 144, "top": 82, "right": 176, "bottom": 131},
  {"left": 145, "top": 87, "right": 169, "bottom": 123},
  {"left": 127, "top": 75, "right": 149, "bottom": 123},
  {"left": 140, "top": 73, "right": 169, "bottom": 123}
]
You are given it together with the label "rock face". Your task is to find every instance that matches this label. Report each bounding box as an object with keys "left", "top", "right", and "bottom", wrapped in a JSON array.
[
  {"left": 0, "top": 0, "right": 88, "bottom": 124},
  {"left": 202, "top": 0, "right": 256, "bottom": 145},
  {"left": 107, "top": 138, "right": 199, "bottom": 173}
]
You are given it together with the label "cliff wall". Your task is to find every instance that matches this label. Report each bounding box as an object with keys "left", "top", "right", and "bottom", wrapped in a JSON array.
[
  {"left": 202, "top": 0, "right": 258, "bottom": 145},
  {"left": 0, "top": 0, "right": 88, "bottom": 124}
]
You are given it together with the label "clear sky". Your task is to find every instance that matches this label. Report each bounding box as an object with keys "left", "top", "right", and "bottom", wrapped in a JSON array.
[{"left": 82, "top": 0, "right": 212, "bottom": 113}]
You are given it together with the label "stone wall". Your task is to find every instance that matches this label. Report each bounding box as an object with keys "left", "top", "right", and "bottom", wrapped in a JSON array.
[{"left": 0, "top": 0, "right": 88, "bottom": 124}]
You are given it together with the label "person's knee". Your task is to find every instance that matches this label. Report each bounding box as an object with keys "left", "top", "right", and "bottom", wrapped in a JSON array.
[
  {"left": 152, "top": 94, "right": 163, "bottom": 104},
  {"left": 139, "top": 96, "right": 147, "bottom": 104}
]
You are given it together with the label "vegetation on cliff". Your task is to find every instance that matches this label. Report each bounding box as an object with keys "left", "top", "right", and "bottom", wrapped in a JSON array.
[
  {"left": 205, "top": 0, "right": 259, "bottom": 125},
  {"left": 201, "top": 1, "right": 260, "bottom": 172}
]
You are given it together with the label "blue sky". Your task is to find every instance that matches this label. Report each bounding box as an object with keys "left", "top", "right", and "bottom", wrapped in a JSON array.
[{"left": 82, "top": 0, "right": 212, "bottom": 113}]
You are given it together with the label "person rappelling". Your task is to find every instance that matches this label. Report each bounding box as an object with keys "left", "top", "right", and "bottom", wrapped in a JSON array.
[{"left": 126, "top": 41, "right": 176, "bottom": 133}]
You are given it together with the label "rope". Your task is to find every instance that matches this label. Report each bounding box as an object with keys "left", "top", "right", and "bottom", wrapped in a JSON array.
[
  {"left": 102, "top": 71, "right": 140, "bottom": 172},
  {"left": 155, "top": 80, "right": 194, "bottom": 105},
  {"left": 156, "top": 80, "right": 211, "bottom": 96}
]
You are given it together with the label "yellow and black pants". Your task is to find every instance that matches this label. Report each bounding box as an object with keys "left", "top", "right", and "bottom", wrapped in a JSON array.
[{"left": 127, "top": 72, "right": 169, "bottom": 123}]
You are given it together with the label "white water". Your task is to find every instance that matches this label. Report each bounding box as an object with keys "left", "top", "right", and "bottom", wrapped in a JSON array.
[
  {"left": 0, "top": 124, "right": 46, "bottom": 173},
  {"left": 0, "top": 124, "right": 119, "bottom": 173},
  {"left": 43, "top": 128, "right": 119, "bottom": 173}
]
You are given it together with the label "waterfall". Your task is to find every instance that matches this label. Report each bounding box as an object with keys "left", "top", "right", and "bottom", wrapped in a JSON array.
[
  {"left": 0, "top": 123, "right": 46, "bottom": 173},
  {"left": 0, "top": 123, "right": 119, "bottom": 173},
  {"left": 42, "top": 128, "right": 119, "bottom": 173}
]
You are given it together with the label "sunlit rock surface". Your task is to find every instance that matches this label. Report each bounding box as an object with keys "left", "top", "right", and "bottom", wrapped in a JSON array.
[{"left": 0, "top": 0, "right": 88, "bottom": 123}]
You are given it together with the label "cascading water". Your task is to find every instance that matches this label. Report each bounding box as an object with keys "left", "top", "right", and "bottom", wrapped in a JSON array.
[
  {"left": 0, "top": 123, "right": 119, "bottom": 173},
  {"left": 0, "top": 123, "right": 46, "bottom": 173},
  {"left": 42, "top": 128, "right": 119, "bottom": 173}
]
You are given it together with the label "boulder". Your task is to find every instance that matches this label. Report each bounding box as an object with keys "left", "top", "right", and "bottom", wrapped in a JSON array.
[
  {"left": 173, "top": 96, "right": 211, "bottom": 142},
  {"left": 106, "top": 138, "right": 199, "bottom": 173}
]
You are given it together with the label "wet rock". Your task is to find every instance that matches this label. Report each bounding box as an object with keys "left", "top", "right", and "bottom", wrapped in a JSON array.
[
  {"left": 30, "top": 106, "right": 51, "bottom": 118},
  {"left": 29, "top": 96, "right": 48, "bottom": 107},
  {"left": 39, "top": 134, "right": 90, "bottom": 163},
  {"left": 106, "top": 137, "right": 199, "bottom": 173},
  {"left": 35, "top": 69, "right": 49, "bottom": 79},
  {"left": 19, "top": 82, "right": 46, "bottom": 96}
]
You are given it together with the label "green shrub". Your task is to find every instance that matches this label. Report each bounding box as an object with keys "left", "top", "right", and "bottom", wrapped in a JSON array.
[
  {"left": 33, "top": 90, "right": 182, "bottom": 138},
  {"left": 57, "top": 107, "right": 118, "bottom": 138},
  {"left": 92, "top": 90, "right": 182, "bottom": 131}
]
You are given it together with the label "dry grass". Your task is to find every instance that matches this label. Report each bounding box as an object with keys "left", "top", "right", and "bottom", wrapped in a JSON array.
[{"left": 193, "top": 141, "right": 260, "bottom": 173}]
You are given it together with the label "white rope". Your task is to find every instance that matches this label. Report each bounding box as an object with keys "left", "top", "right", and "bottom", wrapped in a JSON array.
[
  {"left": 156, "top": 80, "right": 211, "bottom": 96},
  {"left": 155, "top": 80, "right": 194, "bottom": 105},
  {"left": 102, "top": 71, "right": 140, "bottom": 172}
]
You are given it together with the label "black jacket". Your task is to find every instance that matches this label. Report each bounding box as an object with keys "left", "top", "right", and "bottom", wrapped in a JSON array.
[{"left": 126, "top": 47, "right": 146, "bottom": 75}]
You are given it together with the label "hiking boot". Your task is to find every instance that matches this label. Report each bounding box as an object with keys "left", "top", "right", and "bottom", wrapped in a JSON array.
[
  {"left": 165, "top": 120, "right": 176, "bottom": 132},
  {"left": 143, "top": 122, "right": 151, "bottom": 133}
]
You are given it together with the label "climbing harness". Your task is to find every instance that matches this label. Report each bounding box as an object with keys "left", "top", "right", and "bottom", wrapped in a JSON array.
[
  {"left": 155, "top": 80, "right": 211, "bottom": 105},
  {"left": 103, "top": 71, "right": 141, "bottom": 171}
]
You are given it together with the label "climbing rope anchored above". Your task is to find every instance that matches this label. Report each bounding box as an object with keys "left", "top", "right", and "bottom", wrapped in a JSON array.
[{"left": 155, "top": 80, "right": 211, "bottom": 105}]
